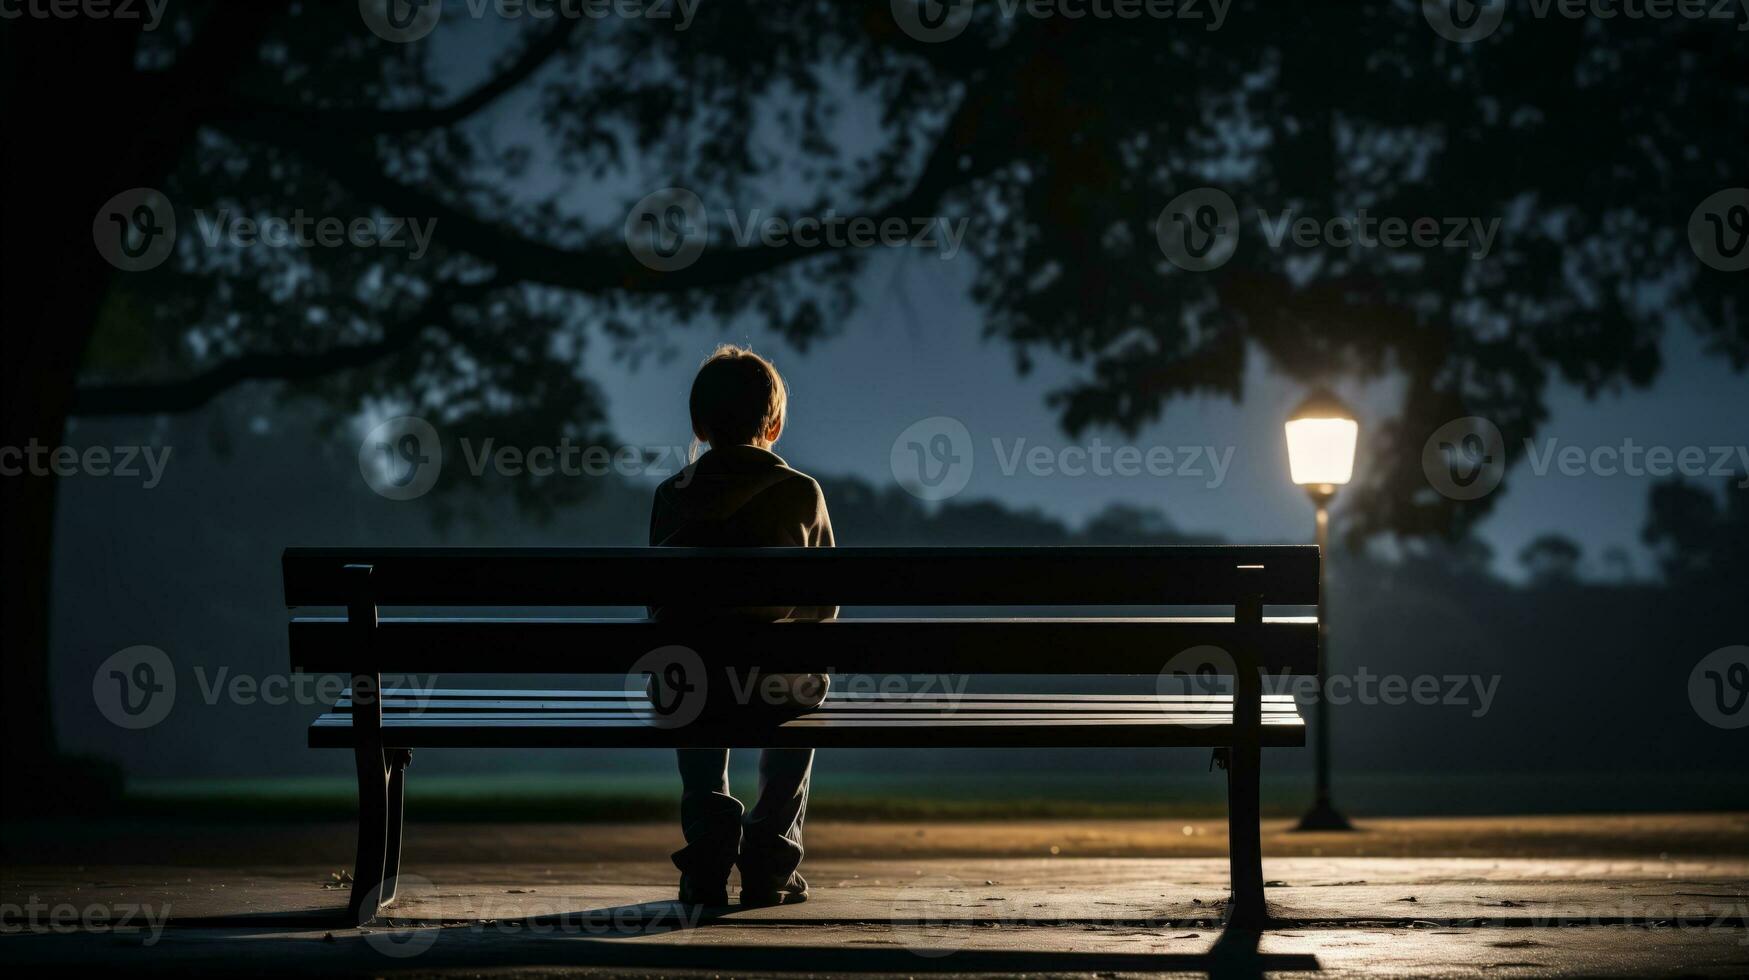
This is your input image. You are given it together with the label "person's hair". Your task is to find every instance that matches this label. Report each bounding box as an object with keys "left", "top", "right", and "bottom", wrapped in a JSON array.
[{"left": 689, "top": 344, "right": 788, "bottom": 449}]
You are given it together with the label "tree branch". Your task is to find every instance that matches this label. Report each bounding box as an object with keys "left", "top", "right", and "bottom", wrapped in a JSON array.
[
  {"left": 212, "top": 68, "right": 1009, "bottom": 297},
  {"left": 82, "top": 25, "right": 1026, "bottom": 418},
  {"left": 71, "top": 280, "right": 503, "bottom": 417},
  {"left": 208, "top": 18, "right": 580, "bottom": 133}
]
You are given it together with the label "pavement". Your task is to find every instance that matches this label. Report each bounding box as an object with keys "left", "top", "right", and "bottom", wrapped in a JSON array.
[{"left": 2, "top": 813, "right": 1746, "bottom": 977}]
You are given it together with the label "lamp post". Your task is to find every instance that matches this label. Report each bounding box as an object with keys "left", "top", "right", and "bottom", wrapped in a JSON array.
[{"left": 1284, "top": 388, "right": 1358, "bottom": 832}]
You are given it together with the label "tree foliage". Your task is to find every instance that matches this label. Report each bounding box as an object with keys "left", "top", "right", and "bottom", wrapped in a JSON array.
[
  {"left": 1642, "top": 476, "right": 1749, "bottom": 584},
  {"left": 77, "top": 0, "right": 1748, "bottom": 535},
  {"left": 1518, "top": 532, "right": 1582, "bottom": 584}
]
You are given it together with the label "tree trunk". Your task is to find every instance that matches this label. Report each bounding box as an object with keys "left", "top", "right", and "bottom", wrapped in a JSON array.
[
  {"left": 2, "top": 6, "right": 287, "bottom": 813},
  {"left": 2, "top": 18, "right": 134, "bottom": 812}
]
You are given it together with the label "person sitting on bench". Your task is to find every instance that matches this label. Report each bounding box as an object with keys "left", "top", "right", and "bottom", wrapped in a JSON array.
[{"left": 648, "top": 343, "right": 837, "bottom": 908}]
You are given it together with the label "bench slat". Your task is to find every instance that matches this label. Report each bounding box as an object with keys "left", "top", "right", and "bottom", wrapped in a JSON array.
[
  {"left": 324, "top": 712, "right": 1302, "bottom": 722},
  {"left": 337, "top": 700, "right": 1302, "bottom": 713},
  {"left": 290, "top": 617, "right": 1318, "bottom": 675},
  {"left": 283, "top": 546, "right": 1318, "bottom": 606},
  {"left": 309, "top": 693, "right": 1304, "bottom": 750},
  {"left": 337, "top": 688, "right": 1302, "bottom": 702},
  {"left": 307, "top": 706, "right": 1306, "bottom": 749}
]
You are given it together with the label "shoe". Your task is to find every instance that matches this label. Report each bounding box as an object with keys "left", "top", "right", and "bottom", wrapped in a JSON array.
[
  {"left": 739, "top": 870, "right": 809, "bottom": 907},
  {"left": 678, "top": 873, "right": 730, "bottom": 907}
]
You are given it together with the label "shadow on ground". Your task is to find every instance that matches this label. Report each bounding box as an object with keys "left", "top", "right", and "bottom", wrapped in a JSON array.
[{"left": 6, "top": 906, "right": 1310, "bottom": 978}]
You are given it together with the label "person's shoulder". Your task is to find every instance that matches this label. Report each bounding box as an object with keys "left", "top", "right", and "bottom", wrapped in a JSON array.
[
  {"left": 653, "top": 459, "right": 703, "bottom": 498},
  {"left": 769, "top": 461, "right": 825, "bottom": 502},
  {"left": 747, "top": 462, "right": 827, "bottom": 522}
]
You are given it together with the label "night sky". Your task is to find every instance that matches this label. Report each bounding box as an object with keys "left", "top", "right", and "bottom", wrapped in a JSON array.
[
  {"left": 592, "top": 268, "right": 1747, "bottom": 581},
  {"left": 416, "top": 23, "right": 1749, "bottom": 581}
]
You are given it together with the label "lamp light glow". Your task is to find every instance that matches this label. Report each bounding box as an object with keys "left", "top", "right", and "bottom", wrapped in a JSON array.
[{"left": 1284, "top": 388, "right": 1358, "bottom": 489}]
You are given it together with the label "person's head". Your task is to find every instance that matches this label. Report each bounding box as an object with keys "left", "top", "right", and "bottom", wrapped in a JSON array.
[{"left": 689, "top": 344, "right": 788, "bottom": 451}]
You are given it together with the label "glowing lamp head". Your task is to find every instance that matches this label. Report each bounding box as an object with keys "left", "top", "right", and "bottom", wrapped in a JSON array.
[{"left": 1285, "top": 388, "right": 1358, "bottom": 491}]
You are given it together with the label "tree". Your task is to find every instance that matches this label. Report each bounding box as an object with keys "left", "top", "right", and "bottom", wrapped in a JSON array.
[
  {"left": 1599, "top": 545, "right": 1636, "bottom": 584},
  {"left": 1518, "top": 533, "right": 1582, "bottom": 585},
  {"left": 1642, "top": 477, "right": 1749, "bottom": 584},
  {"left": 4, "top": 2, "right": 1744, "bottom": 800}
]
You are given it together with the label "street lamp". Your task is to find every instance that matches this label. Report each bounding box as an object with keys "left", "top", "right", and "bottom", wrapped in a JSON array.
[{"left": 1284, "top": 388, "right": 1358, "bottom": 832}]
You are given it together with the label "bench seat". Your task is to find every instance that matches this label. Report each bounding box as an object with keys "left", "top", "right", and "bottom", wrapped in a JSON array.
[
  {"left": 283, "top": 545, "right": 1320, "bottom": 926},
  {"left": 311, "top": 690, "right": 1307, "bottom": 749}
]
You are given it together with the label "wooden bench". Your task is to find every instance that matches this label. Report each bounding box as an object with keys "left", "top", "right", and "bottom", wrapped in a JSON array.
[{"left": 283, "top": 545, "right": 1320, "bottom": 926}]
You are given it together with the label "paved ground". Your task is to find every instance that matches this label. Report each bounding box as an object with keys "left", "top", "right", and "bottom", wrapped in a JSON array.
[{"left": 3, "top": 814, "right": 1746, "bottom": 976}]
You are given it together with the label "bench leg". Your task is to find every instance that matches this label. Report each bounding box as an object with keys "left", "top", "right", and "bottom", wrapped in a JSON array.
[
  {"left": 1224, "top": 742, "right": 1267, "bottom": 928},
  {"left": 347, "top": 744, "right": 390, "bottom": 925},
  {"left": 380, "top": 749, "right": 412, "bottom": 906}
]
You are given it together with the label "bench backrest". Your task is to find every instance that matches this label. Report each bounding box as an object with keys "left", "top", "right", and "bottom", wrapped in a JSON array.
[{"left": 283, "top": 546, "right": 1319, "bottom": 677}]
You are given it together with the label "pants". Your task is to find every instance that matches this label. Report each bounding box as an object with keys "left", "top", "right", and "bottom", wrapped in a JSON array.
[{"left": 673, "top": 746, "right": 813, "bottom": 887}]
